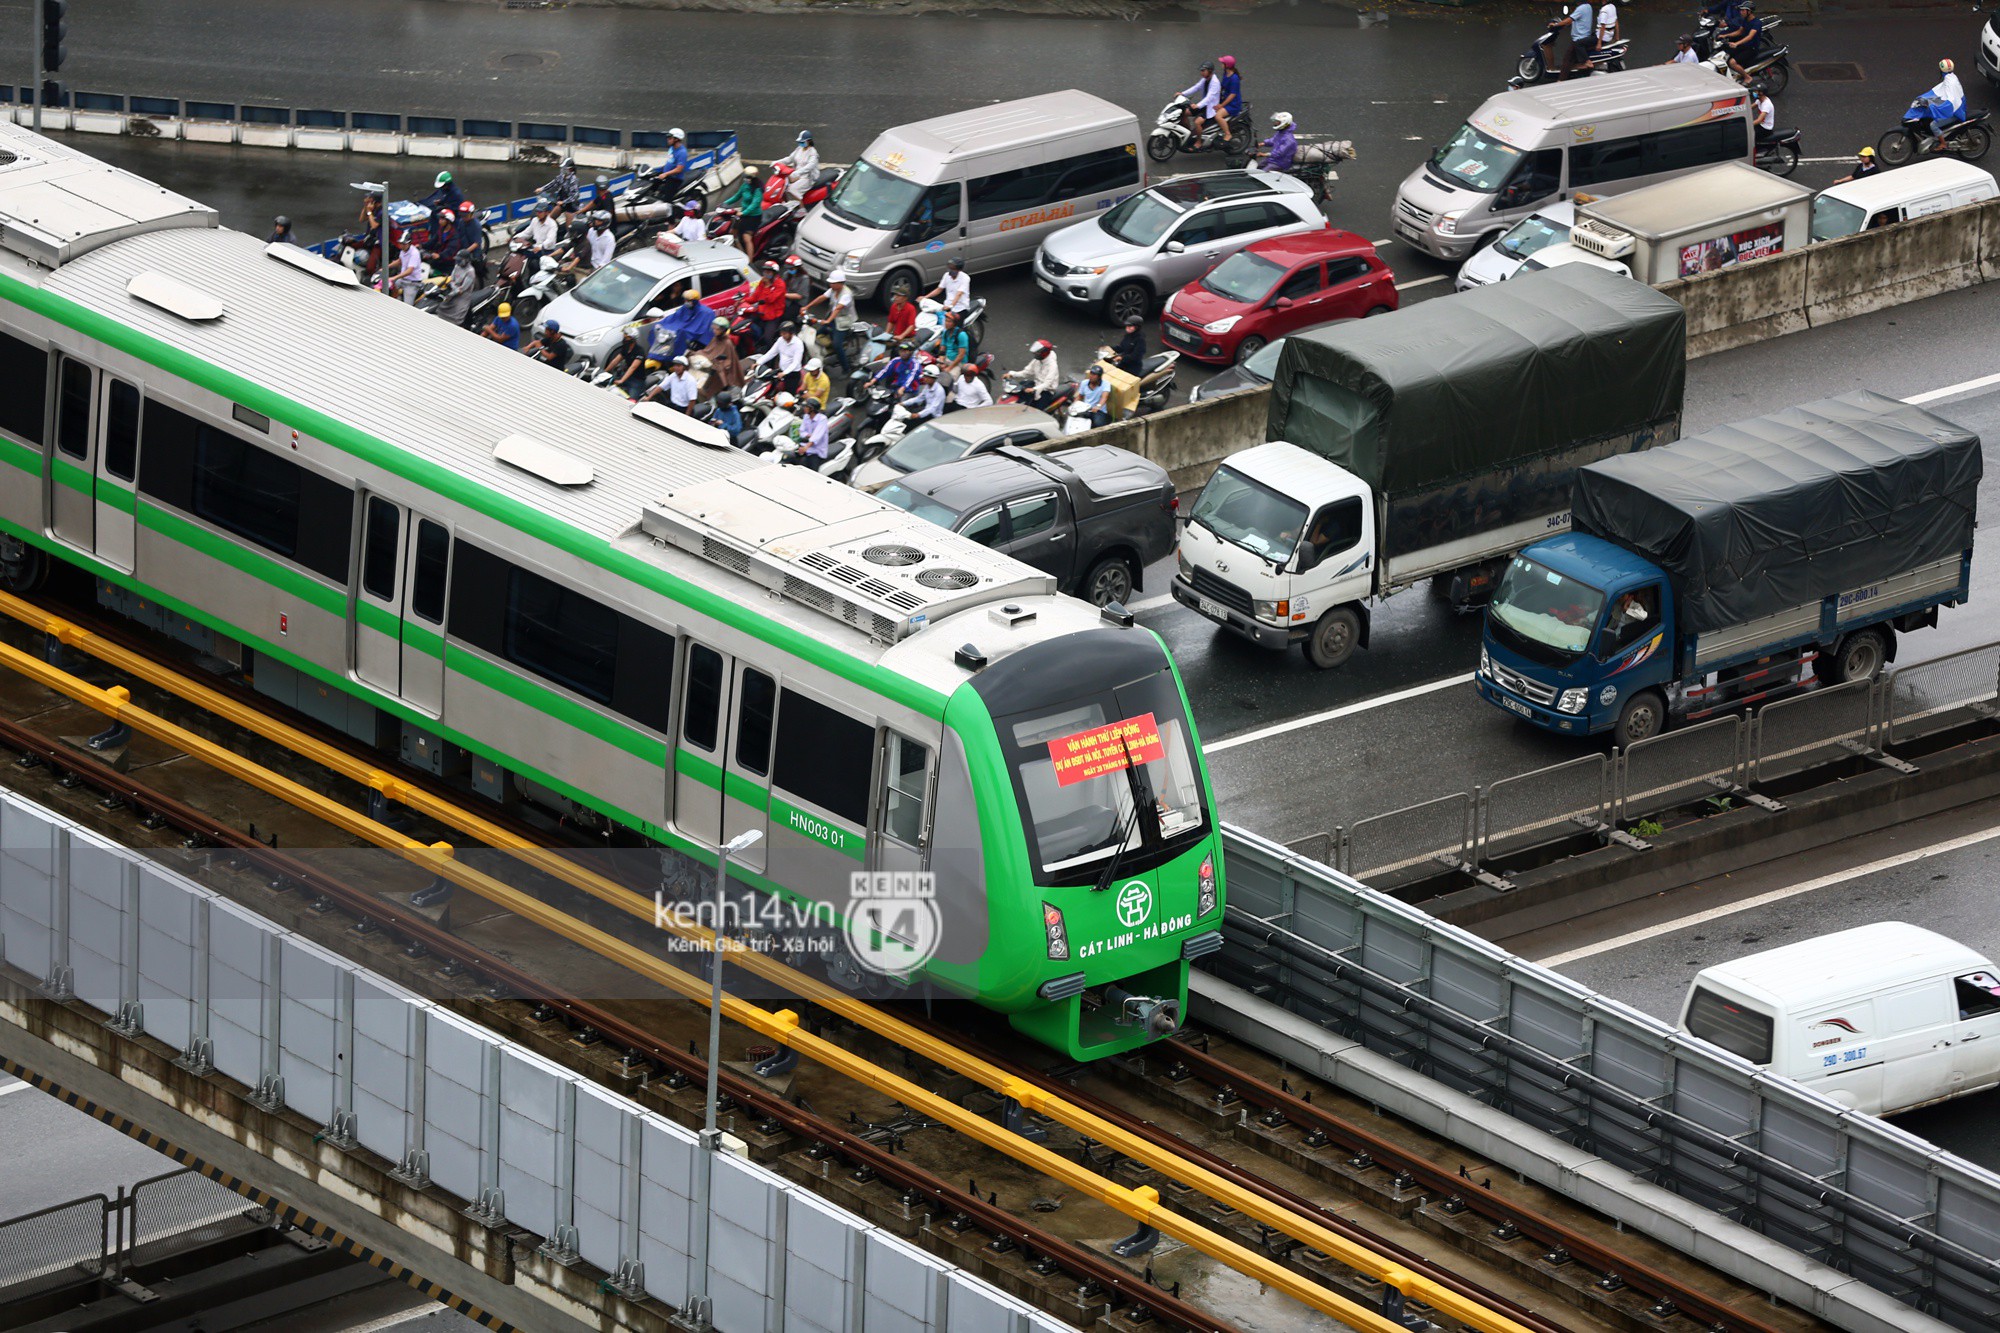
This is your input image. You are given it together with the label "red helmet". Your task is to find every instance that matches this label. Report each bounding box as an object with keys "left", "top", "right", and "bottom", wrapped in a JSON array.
[{"left": 1031, "top": 339, "right": 1054, "bottom": 356}]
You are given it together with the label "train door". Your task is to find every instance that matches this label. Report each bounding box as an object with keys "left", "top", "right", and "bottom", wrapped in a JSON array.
[
  {"left": 870, "top": 730, "right": 933, "bottom": 878},
  {"left": 48, "top": 356, "right": 96, "bottom": 553},
  {"left": 722, "top": 663, "right": 774, "bottom": 875},
  {"left": 354, "top": 498, "right": 448, "bottom": 715},
  {"left": 93, "top": 377, "right": 140, "bottom": 572}
]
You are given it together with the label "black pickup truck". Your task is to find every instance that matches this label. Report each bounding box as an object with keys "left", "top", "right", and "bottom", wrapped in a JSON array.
[{"left": 876, "top": 444, "right": 1177, "bottom": 606}]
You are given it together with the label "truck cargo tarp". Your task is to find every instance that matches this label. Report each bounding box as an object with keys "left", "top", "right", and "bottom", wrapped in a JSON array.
[
  {"left": 1571, "top": 391, "right": 1981, "bottom": 635},
  {"left": 1265, "top": 265, "right": 1685, "bottom": 494}
]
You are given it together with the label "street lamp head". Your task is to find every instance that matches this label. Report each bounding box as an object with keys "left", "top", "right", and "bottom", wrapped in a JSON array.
[
  {"left": 723, "top": 829, "right": 764, "bottom": 856},
  {"left": 350, "top": 180, "right": 387, "bottom": 194}
]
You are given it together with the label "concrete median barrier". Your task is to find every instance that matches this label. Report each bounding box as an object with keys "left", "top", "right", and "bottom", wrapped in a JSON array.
[
  {"left": 1804, "top": 195, "right": 1991, "bottom": 325},
  {"left": 1658, "top": 246, "right": 1810, "bottom": 357},
  {"left": 1026, "top": 385, "right": 1270, "bottom": 494}
]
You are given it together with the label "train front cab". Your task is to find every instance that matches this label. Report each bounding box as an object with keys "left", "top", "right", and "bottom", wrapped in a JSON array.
[{"left": 939, "top": 627, "right": 1224, "bottom": 1061}]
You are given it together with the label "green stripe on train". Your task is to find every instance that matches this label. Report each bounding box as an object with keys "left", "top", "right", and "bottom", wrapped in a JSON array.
[
  {"left": 0, "top": 273, "right": 949, "bottom": 717},
  {"left": 136, "top": 501, "right": 346, "bottom": 616}
]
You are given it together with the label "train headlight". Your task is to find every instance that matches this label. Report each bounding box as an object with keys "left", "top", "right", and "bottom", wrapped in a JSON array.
[
  {"left": 1042, "top": 902, "right": 1070, "bottom": 960},
  {"left": 1197, "top": 853, "right": 1216, "bottom": 918}
]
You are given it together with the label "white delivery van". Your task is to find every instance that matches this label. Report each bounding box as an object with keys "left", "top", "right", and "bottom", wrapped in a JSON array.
[
  {"left": 1569, "top": 161, "right": 1813, "bottom": 283},
  {"left": 1679, "top": 922, "right": 2000, "bottom": 1116},
  {"left": 791, "top": 90, "right": 1143, "bottom": 304},
  {"left": 1393, "top": 66, "right": 1752, "bottom": 261},
  {"left": 1811, "top": 158, "right": 2000, "bottom": 242},
  {"left": 1517, "top": 240, "right": 1632, "bottom": 279}
]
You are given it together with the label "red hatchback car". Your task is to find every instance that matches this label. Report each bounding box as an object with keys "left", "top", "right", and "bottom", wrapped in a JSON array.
[{"left": 1158, "top": 230, "right": 1397, "bottom": 365}]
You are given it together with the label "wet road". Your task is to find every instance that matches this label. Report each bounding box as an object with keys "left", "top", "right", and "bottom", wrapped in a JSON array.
[{"left": 34, "top": 0, "right": 2000, "bottom": 844}]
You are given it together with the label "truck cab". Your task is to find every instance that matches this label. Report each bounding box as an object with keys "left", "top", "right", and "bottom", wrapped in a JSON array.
[
  {"left": 1172, "top": 442, "right": 1377, "bottom": 667},
  {"left": 1477, "top": 536, "right": 1675, "bottom": 740}
]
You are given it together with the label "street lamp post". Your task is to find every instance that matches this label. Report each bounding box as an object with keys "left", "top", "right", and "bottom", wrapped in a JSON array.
[
  {"left": 350, "top": 180, "right": 389, "bottom": 292},
  {"left": 679, "top": 827, "right": 763, "bottom": 1333}
]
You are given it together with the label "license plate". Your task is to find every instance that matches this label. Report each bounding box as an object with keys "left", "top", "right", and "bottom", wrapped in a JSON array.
[
  {"left": 1499, "top": 696, "right": 1533, "bottom": 719},
  {"left": 1036, "top": 276, "right": 1056, "bottom": 293},
  {"left": 1195, "top": 596, "right": 1229, "bottom": 621},
  {"left": 1395, "top": 223, "right": 1422, "bottom": 243}
]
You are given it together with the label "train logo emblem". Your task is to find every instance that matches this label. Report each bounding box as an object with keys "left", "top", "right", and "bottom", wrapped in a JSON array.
[
  {"left": 1115, "top": 880, "right": 1154, "bottom": 930},
  {"left": 845, "top": 872, "right": 942, "bottom": 976}
]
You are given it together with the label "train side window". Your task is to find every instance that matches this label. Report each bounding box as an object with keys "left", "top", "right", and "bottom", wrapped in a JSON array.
[
  {"left": 410, "top": 521, "right": 449, "bottom": 623},
  {"left": 0, "top": 332, "right": 48, "bottom": 447},
  {"left": 362, "top": 498, "right": 401, "bottom": 600},
  {"left": 882, "top": 732, "right": 931, "bottom": 847},
  {"left": 194, "top": 430, "right": 302, "bottom": 556},
  {"left": 735, "top": 668, "right": 776, "bottom": 776},
  {"left": 55, "top": 358, "right": 93, "bottom": 460},
  {"left": 503, "top": 565, "right": 619, "bottom": 705},
  {"left": 683, "top": 644, "right": 724, "bottom": 752},
  {"left": 772, "top": 690, "right": 871, "bottom": 824},
  {"left": 104, "top": 381, "right": 139, "bottom": 482}
]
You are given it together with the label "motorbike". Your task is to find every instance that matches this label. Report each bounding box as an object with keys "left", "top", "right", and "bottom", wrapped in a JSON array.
[
  {"left": 1277, "top": 140, "right": 1355, "bottom": 205},
  {"left": 1510, "top": 21, "right": 1630, "bottom": 86},
  {"left": 510, "top": 243, "right": 581, "bottom": 330},
  {"left": 1878, "top": 99, "right": 1992, "bottom": 166},
  {"left": 1085, "top": 350, "right": 1182, "bottom": 418},
  {"left": 910, "top": 295, "right": 989, "bottom": 353},
  {"left": 1145, "top": 95, "right": 1255, "bottom": 165},
  {"left": 1702, "top": 17, "right": 1789, "bottom": 93},
  {"left": 762, "top": 163, "right": 842, "bottom": 212},
  {"left": 1753, "top": 126, "right": 1803, "bottom": 176}
]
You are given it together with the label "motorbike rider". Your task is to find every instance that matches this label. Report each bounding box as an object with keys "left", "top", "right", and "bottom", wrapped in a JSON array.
[
  {"left": 1552, "top": 2, "right": 1596, "bottom": 78},
  {"left": 886, "top": 292, "right": 918, "bottom": 342},
  {"left": 671, "top": 200, "right": 708, "bottom": 243},
  {"left": 1594, "top": 0, "right": 1619, "bottom": 44},
  {"left": 652, "top": 288, "right": 719, "bottom": 364},
  {"left": 786, "top": 398, "right": 832, "bottom": 469},
  {"left": 525, "top": 320, "right": 573, "bottom": 372},
  {"left": 1722, "top": 1, "right": 1765, "bottom": 78},
  {"left": 386, "top": 231, "right": 427, "bottom": 303},
  {"left": 1180, "top": 61, "right": 1222, "bottom": 141},
  {"left": 606, "top": 323, "right": 654, "bottom": 395},
  {"left": 1216, "top": 55, "right": 1244, "bottom": 145},
  {"left": 873, "top": 341, "right": 924, "bottom": 395},
  {"left": 745, "top": 260, "right": 789, "bottom": 349},
  {"left": 437, "top": 249, "right": 480, "bottom": 326},
  {"left": 936, "top": 310, "right": 973, "bottom": 375},
  {"left": 1106, "top": 317, "right": 1147, "bottom": 374},
  {"left": 449, "top": 206, "right": 488, "bottom": 285},
  {"left": 780, "top": 254, "right": 815, "bottom": 326},
  {"left": 267, "top": 215, "right": 296, "bottom": 245},
  {"left": 798, "top": 357, "right": 833, "bottom": 408},
  {"left": 1073, "top": 364, "right": 1111, "bottom": 430},
  {"left": 421, "top": 170, "right": 466, "bottom": 218},
  {"left": 428, "top": 208, "right": 465, "bottom": 269},
  {"left": 801, "top": 268, "right": 859, "bottom": 376},
  {"left": 1668, "top": 33, "right": 1701, "bottom": 64},
  {"left": 563, "top": 212, "right": 615, "bottom": 278},
  {"left": 753, "top": 321, "right": 808, "bottom": 392},
  {"left": 948, "top": 362, "right": 993, "bottom": 413},
  {"left": 779, "top": 131, "right": 821, "bottom": 202},
  {"left": 1257, "top": 111, "right": 1299, "bottom": 173},
  {"left": 710, "top": 390, "right": 746, "bottom": 441},
  {"left": 924, "top": 258, "right": 972, "bottom": 317},
  {"left": 1833, "top": 145, "right": 1880, "bottom": 183},
  {"left": 1914, "top": 58, "right": 1967, "bottom": 147},
  {"left": 482, "top": 301, "right": 522, "bottom": 352},
  {"left": 723, "top": 165, "right": 764, "bottom": 257},
  {"left": 647, "top": 129, "right": 692, "bottom": 193},
  {"left": 523, "top": 202, "right": 561, "bottom": 261},
  {"left": 543, "top": 158, "right": 585, "bottom": 219},
  {"left": 697, "top": 316, "right": 746, "bottom": 399},
  {"left": 905, "top": 364, "right": 948, "bottom": 423},
  {"left": 1750, "top": 83, "right": 1777, "bottom": 148},
  {"left": 1012, "top": 340, "right": 1062, "bottom": 410}
]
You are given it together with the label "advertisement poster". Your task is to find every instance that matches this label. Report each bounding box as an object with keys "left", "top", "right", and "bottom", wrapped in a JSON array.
[
  {"left": 1678, "top": 221, "right": 1785, "bottom": 277},
  {"left": 1047, "top": 713, "right": 1165, "bottom": 786}
]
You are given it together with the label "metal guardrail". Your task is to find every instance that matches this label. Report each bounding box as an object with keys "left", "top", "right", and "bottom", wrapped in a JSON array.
[
  {"left": 1211, "top": 825, "right": 2000, "bottom": 1333},
  {"left": 126, "top": 1168, "right": 247, "bottom": 1269},
  {"left": 1291, "top": 640, "right": 2000, "bottom": 889},
  {"left": 0, "top": 1166, "right": 246, "bottom": 1305},
  {"left": 0, "top": 1193, "right": 109, "bottom": 1301}
]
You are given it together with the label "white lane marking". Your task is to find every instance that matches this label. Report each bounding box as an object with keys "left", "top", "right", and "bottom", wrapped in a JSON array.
[
  {"left": 0, "top": 1080, "right": 35, "bottom": 1099},
  {"left": 1396, "top": 275, "right": 1449, "bottom": 291},
  {"left": 1128, "top": 592, "right": 1175, "bottom": 614},
  {"left": 1534, "top": 821, "right": 2000, "bottom": 968},
  {"left": 1205, "top": 673, "right": 1476, "bottom": 754},
  {"left": 1797, "top": 156, "right": 1853, "bottom": 163},
  {"left": 1905, "top": 371, "right": 2000, "bottom": 405},
  {"left": 1372, "top": 237, "right": 1393, "bottom": 246}
]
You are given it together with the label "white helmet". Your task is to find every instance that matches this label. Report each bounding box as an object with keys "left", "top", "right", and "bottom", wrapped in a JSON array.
[
  {"left": 1940, "top": 58, "right": 1956, "bottom": 73},
  {"left": 805, "top": 358, "right": 823, "bottom": 372},
  {"left": 922, "top": 364, "right": 940, "bottom": 378},
  {"left": 775, "top": 392, "right": 797, "bottom": 409},
  {"left": 668, "top": 126, "right": 686, "bottom": 139},
  {"left": 1271, "top": 111, "right": 1294, "bottom": 129},
  {"left": 828, "top": 268, "right": 848, "bottom": 283}
]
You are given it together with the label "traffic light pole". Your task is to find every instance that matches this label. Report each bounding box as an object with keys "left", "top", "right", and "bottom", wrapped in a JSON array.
[
  {"left": 33, "top": 0, "right": 67, "bottom": 134},
  {"left": 31, "top": 7, "right": 42, "bottom": 132}
]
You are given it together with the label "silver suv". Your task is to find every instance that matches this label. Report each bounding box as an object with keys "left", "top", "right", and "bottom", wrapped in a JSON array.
[{"left": 1033, "top": 169, "right": 1323, "bottom": 326}]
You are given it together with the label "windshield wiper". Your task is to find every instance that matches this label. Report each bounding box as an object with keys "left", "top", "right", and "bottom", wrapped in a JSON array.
[{"left": 1093, "top": 737, "right": 1159, "bottom": 894}]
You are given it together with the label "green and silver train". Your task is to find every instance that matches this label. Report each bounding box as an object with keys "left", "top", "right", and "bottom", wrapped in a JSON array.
[{"left": 0, "top": 125, "right": 1222, "bottom": 1058}]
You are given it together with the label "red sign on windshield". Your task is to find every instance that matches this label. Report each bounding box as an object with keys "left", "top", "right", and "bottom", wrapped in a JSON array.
[{"left": 1047, "top": 714, "right": 1166, "bottom": 787}]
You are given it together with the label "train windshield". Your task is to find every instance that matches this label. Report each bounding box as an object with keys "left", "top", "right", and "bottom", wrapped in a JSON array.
[{"left": 993, "top": 665, "right": 1209, "bottom": 887}]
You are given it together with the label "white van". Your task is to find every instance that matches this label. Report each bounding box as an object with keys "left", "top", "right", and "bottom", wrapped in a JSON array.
[
  {"left": 1811, "top": 159, "right": 2000, "bottom": 242},
  {"left": 1679, "top": 922, "right": 2000, "bottom": 1116},
  {"left": 1394, "top": 66, "right": 1752, "bottom": 261},
  {"left": 1517, "top": 240, "right": 1632, "bottom": 279},
  {"left": 791, "top": 90, "right": 1143, "bottom": 304}
]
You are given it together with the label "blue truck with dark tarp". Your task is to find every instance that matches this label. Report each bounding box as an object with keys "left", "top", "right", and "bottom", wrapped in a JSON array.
[{"left": 1475, "top": 391, "right": 1981, "bottom": 746}]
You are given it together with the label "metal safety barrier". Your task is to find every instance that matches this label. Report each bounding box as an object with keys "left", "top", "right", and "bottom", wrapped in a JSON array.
[
  {"left": 1474, "top": 753, "right": 1611, "bottom": 871},
  {"left": 1881, "top": 642, "right": 2000, "bottom": 747},
  {"left": 1341, "top": 791, "right": 1474, "bottom": 881},
  {"left": 1751, "top": 678, "right": 1880, "bottom": 783},
  {"left": 1616, "top": 713, "right": 1746, "bottom": 824},
  {"left": 0, "top": 1194, "right": 110, "bottom": 1301},
  {"left": 1212, "top": 825, "right": 2000, "bottom": 1333},
  {"left": 126, "top": 1168, "right": 247, "bottom": 1269}
]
